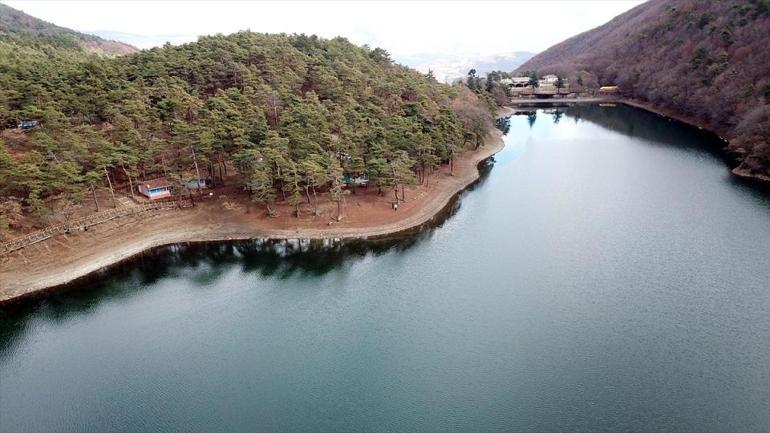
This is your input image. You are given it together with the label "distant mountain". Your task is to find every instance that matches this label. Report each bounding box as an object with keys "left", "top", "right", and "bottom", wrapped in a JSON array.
[
  {"left": 0, "top": 2, "right": 138, "bottom": 55},
  {"left": 517, "top": 0, "right": 770, "bottom": 180},
  {"left": 400, "top": 51, "right": 535, "bottom": 83},
  {"left": 467, "top": 52, "right": 537, "bottom": 76},
  {"left": 91, "top": 30, "right": 196, "bottom": 50}
]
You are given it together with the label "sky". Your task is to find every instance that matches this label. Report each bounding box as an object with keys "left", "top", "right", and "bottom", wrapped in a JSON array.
[{"left": 4, "top": 1, "right": 643, "bottom": 55}]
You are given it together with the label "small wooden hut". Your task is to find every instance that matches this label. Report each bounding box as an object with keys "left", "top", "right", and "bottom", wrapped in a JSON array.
[{"left": 138, "top": 178, "right": 172, "bottom": 200}]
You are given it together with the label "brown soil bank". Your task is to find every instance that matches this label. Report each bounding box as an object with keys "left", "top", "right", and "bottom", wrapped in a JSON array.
[{"left": 0, "top": 119, "right": 512, "bottom": 304}]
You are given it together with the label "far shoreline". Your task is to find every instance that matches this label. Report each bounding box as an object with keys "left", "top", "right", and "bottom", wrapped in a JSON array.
[
  {"left": 509, "top": 97, "right": 770, "bottom": 185},
  {"left": 0, "top": 108, "right": 515, "bottom": 305}
]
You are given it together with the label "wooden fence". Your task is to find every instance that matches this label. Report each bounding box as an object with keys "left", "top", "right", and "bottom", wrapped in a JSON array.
[{"left": 0, "top": 197, "right": 193, "bottom": 256}]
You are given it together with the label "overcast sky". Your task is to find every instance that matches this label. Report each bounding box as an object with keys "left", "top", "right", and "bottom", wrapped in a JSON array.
[{"left": 5, "top": 0, "right": 643, "bottom": 60}]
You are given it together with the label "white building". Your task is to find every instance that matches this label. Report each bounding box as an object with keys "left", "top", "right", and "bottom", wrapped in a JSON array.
[
  {"left": 509, "top": 77, "right": 531, "bottom": 87},
  {"left": 541, "top": 74, "right": 559, "bottom": 84}
]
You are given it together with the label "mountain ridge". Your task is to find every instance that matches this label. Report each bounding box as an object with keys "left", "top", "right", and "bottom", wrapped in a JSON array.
[
  {"left": 0, "top": 2, "right": 138, "bottom": 55},
  {"left": 517, "top": 0, "right": 770, "bottom": 179}
]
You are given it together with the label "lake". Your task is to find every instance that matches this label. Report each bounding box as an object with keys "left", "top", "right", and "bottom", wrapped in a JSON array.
[{"left": 1, "top": 104, "right": 769, "bottom": 433}]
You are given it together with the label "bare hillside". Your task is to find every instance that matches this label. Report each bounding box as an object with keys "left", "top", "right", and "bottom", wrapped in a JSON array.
[{"left": 518, "top": 0, "right": 770, "bottom": 179}]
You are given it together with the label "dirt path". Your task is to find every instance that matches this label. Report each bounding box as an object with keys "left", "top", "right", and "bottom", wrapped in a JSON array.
[{"left": 0, "top": 123, "right": 510, "bottom": 303}]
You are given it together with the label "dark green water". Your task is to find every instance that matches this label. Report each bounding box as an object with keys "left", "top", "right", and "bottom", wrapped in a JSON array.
[{"left": 1, "top": 105, "right": 769, "bottom": 433}]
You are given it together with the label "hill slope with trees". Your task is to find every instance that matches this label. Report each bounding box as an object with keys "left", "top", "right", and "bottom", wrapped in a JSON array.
[
  {"left": 517, "top": 0, "right": 770, "bottom": 180},
  {"left": 0, "top": 21, "right": 494, "bottom": 236},
  {"left": 0, "top": 3, "right": 137, "bottom": 55}
]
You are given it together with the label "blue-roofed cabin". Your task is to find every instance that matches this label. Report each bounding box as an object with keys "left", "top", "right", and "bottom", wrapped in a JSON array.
[
  {"left": 185, "top": 178, "right": 211, "bottom": 190},
  {"left": 342, "top": 174, "right": 369, "bottom": 186},
  {"left": 17, "top": 120, "right": 39, "bottom": 130},
  {"left": 138, "top": 178, "right": 172, "bottom": 200}
]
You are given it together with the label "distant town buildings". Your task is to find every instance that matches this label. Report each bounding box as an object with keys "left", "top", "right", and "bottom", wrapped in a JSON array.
[
  {"left": 504, "top": 74, "right": 569, "bottom": 98},
  {"left": 540, "top": 74, "right": 559, "bottom": 85},
  {"left": 508, "top": 77, "right": 531, "bottom": 87},
  {"left": 599, "top": 85, "right": 619, "bottom": 94}
]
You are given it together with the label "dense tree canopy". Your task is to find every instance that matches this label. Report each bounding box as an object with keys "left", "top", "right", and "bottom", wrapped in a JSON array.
[{"left": 0, "top": 31, "right": 494, "bottom": 222}]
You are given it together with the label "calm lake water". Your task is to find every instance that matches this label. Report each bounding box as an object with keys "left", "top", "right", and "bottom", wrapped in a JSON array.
[{"left": 1, "top": 105, "right": 769, "bottom": 433}]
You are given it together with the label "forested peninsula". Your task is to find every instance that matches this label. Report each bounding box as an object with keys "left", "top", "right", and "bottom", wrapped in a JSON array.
[{"left": 0, "top": 11, "right": 498, "bottom": 241}]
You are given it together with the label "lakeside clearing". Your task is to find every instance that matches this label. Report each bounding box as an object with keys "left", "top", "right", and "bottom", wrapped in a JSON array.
[{"left": 0, "top": 108, "right": 514, "bottom": 303}]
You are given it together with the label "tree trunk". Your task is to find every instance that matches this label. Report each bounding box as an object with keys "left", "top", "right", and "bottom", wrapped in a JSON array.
[
  {"left": 336, "top": 200, "right": 342, "bottom": 221},
  {"left": 311, "top": 185, "right": 318, "bottom": 215},
  {"left": 104, "top": 167, "right": 117, "bottom": 207},
  {"left": 220, "top": 153, "right": 228, "bottom": 177},
  {"left": 275, "top": 162, "right": 286, "bottom": 201},
  {"left": 450, "top": 155, "right": 454, "bottom": 176},
  {"left": 158, "top": 152, "right": 167, "bottom": 176},
  {"left": 401, "top": 184, "right": 405, "bottom": 201},
  {"left": 91, "top": 184, "right": 100, "bottom": 212},
  {"left": 191, "top": 146, "right": 202, "bottom": 196},
  {"left": 208, "top": 162, "right": 216, "bottom": 187},
  {"left": 393, "top": 186, "right": 399, "bottom": 203},
  {"left": 121, "top": 163, "right": 135, "bottom": 198}
]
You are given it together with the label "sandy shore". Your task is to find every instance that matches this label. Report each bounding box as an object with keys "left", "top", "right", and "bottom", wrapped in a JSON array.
[{"left": 0, "top": 113, "right": 513, "bottom": 303}]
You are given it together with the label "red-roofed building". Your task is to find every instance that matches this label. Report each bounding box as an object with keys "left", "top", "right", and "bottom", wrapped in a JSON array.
[{"left": 138, "top": 178, "right": 172, "bottom": 200}]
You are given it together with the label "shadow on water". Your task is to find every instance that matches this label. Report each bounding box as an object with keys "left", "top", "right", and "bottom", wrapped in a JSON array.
[
  {"left": 512, "top": 103, "right": 770, "bottom": 195},
  {"left": 563, "top": 104, "right": 770, "bottom": 194},
  {"left": 565, "top": 104, "right": 726, "bottom": 154},
  {"left": 0, "top": 154, "right": 499, "bottom": 355}
]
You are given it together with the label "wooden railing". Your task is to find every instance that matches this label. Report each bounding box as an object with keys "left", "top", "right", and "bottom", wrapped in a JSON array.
[{"left": 0, "top": 198, "right": 193, "bottom": 256}]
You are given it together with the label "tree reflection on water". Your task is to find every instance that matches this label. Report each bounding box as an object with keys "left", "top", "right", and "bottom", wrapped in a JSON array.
[{"left": 0, "top": 153, "right": 499, "bottom": 357}]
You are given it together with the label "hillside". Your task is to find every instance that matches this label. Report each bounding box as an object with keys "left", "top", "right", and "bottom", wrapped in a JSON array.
[
  {"left": 0, "top": 2, "right": 137, "bottom": 55},
  {"left": 0, "top": 23, "right": 494, "bottom": 236},
  {"left": 517, "top": 0, "right": 770, "bottom": 180}
]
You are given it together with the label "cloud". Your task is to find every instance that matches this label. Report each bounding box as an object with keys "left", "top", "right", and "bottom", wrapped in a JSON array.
[{"left": 3, "top": 0, "right": 644, "bottom": 56}]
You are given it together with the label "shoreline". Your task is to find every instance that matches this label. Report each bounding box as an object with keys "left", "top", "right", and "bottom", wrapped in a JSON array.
[
  {"left": 509, "top": 97, "right": 769, "bottom": 185},
  {"left": 5, "top": 99, "right": 762, "bottom": 305},
  {"left": 510, "top": 96, "right": 728, "bottom": 138},
  {"left": 0, "top": 108, "right": 514, "bottom": 304}
]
